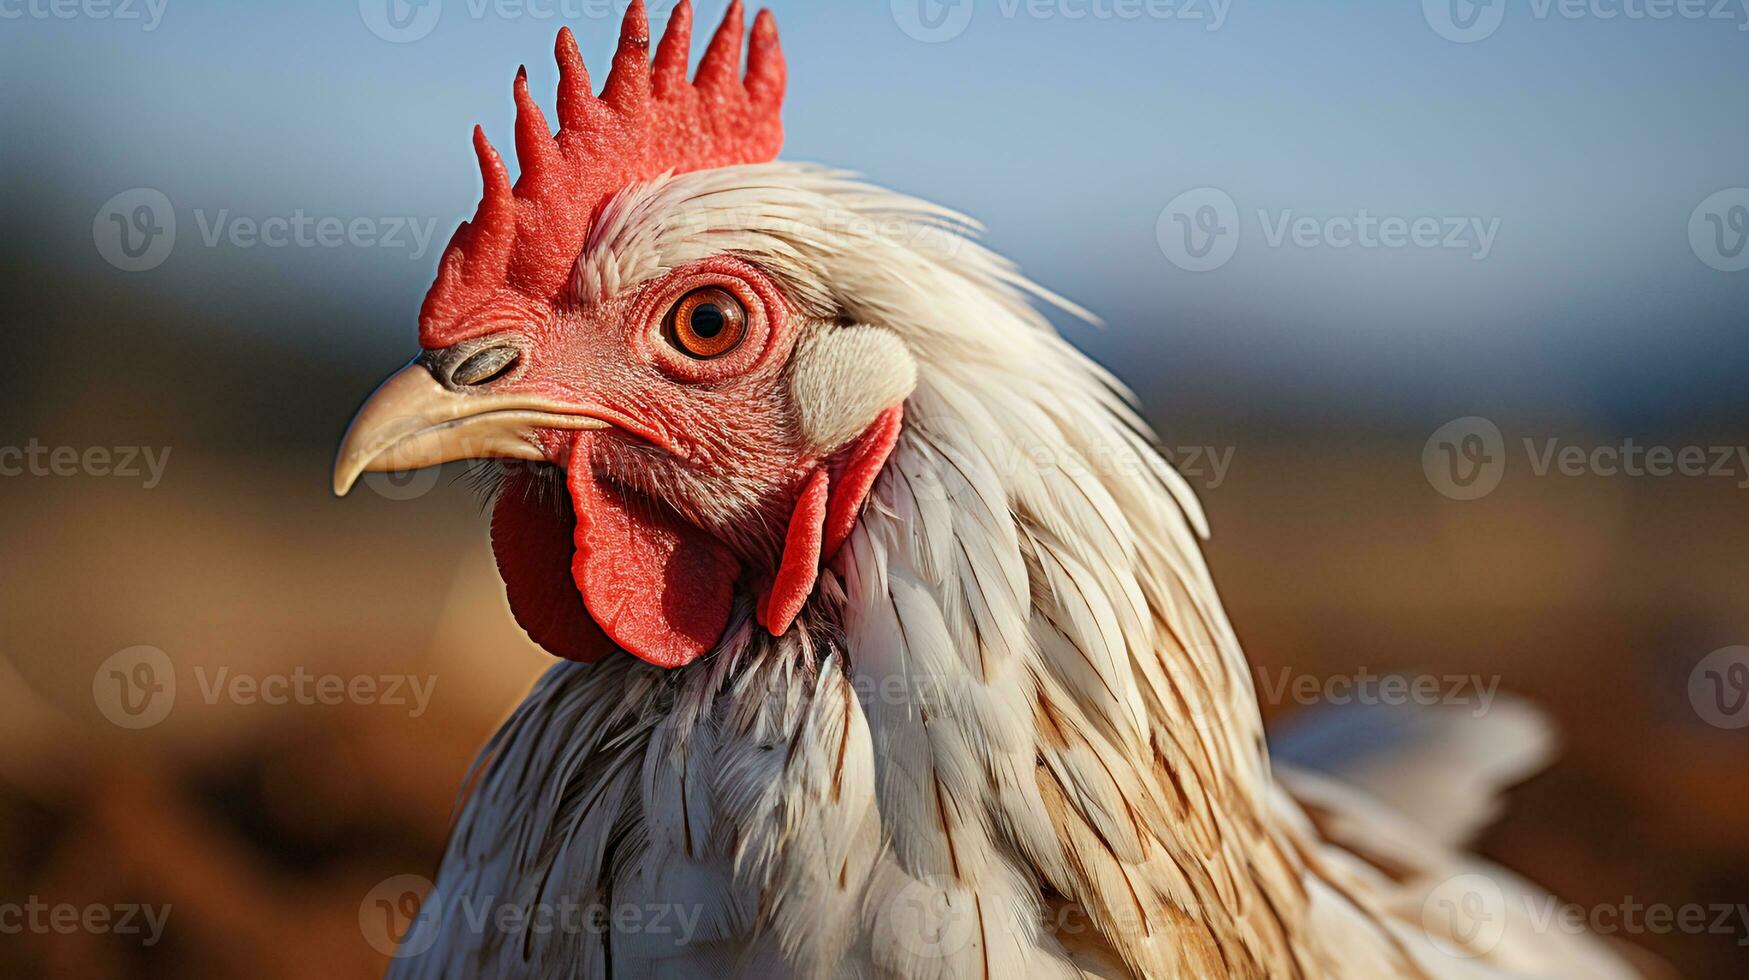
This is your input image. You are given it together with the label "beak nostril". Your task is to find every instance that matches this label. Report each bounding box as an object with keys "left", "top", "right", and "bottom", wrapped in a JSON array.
[{"left": 449, "top": 346, "right": 521, "bottom": 387}]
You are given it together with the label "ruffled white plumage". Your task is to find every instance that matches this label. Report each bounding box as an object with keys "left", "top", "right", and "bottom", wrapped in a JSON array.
[{"left": 394, "top": 163, "right": 1644, "bottom": 980}]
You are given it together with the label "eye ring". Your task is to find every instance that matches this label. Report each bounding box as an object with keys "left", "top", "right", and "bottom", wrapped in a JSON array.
[{"left": 666, "top": 287, "right": 747, "bottom": 359}]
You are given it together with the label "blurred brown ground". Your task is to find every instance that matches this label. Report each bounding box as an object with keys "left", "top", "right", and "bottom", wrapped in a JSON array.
[
  {"left": 2, "top": 425, "right": 1746, "bottom": 977},
  {"left": 1, "top": 253, "right": 1745, "bottom": 979}
]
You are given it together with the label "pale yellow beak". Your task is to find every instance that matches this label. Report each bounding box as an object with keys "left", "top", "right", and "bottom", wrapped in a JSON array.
[{"left": 332, "top": 361, "right": 610, "bottom": 496}]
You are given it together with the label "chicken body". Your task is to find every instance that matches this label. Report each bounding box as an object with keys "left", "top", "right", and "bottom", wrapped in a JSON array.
[{"left": 367, "top": 165, "right": 1641, "bottom": 980}]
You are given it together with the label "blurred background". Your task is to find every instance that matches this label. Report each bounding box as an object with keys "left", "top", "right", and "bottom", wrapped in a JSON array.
[{"left": 3, "top": 0, "right": 1747, "bottom": 975}]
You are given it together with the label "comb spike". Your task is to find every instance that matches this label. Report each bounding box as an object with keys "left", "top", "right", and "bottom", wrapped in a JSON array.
[
  {"left": 744, "top": 8, "right": 784, "bottom": 105},
  {"left": 601, "top": 0, "right": 652, "bottom": 111},
  {"left": 420, "top": 8, "right": 787, "bottom": 349},
  {"left": 472, "top": 125, "right": 512, "bottom": 199},
  {"left": 652, "top": 0, "right": 694, "bottom": 96},
  {"left": 694, "top": 0, "right": 744, "bottom": 88},
  {"left": 554, "top": 27, "right": 593, "bottom": 133},
  {"left": 464, "top": 126, "right": 515, "bottom": 284},
  {"left": 512, "top": 66, "right": 561, "bottom": 188}
]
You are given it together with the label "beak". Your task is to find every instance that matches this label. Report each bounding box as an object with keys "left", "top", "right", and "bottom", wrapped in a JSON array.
[{"left": 332, "top": 361, "right": 610, "bottom": 496}]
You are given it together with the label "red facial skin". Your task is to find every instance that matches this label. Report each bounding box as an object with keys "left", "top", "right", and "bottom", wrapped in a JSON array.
[
  {"left": 403, "top": 9, "right": 811, "bottom": 666},
  {"left": 473, "top": 254, "right": 898, "bottom": 667},
  {"left": 507, "top": 256, "right": 814, "bottom": 559}
]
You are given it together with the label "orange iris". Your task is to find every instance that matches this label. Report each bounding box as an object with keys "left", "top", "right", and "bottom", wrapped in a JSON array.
[{"left": 669, "top": 288, "right": 747, "bottom": 359}]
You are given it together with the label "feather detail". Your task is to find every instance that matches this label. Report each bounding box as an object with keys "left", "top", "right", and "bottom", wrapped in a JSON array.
[{"left": 402, "top": 162, "right": 1645, "bottom": 980}]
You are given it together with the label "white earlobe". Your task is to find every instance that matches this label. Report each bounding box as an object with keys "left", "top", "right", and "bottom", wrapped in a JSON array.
[{"left": 790, "top": 324, "right": 917, "bottom": 452}]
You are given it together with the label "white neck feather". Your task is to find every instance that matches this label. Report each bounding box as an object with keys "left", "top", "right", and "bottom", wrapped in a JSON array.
[{"left": 395, "top": 164, "right": 1368, "bottom": 979}]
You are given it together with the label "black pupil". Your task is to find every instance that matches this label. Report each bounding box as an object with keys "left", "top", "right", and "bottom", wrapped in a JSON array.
[{"left": 689, "top": 303, "right": 725, "bottom": 339}]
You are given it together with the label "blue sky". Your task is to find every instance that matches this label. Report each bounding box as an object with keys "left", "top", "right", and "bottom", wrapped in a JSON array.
[{"left": 4, "top": 0, "right": 1745, "bottom": 428}]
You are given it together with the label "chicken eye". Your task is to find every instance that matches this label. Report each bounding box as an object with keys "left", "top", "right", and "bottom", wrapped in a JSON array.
[{"left": 667, "top": 288, "right": 747, "bottom": 359}]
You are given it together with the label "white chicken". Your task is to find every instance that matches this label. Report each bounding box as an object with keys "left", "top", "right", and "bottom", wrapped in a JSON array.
[{"left": 333, "top": 3, "right": 1645, "bottom": 976}]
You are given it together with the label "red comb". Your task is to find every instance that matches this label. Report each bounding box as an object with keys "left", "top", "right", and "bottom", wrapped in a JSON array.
[{"left": 419, "top": 0, "right": 786, "bottom": 349}]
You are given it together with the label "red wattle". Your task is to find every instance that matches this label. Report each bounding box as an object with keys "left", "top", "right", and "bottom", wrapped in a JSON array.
[
  {"left": 491, "top": 466, "right": 615, "bottom": 663},
  {"left": 567, "top": 431, "right": 741, "bottom": 668},
  {"left": 757, "top": 466, "right": 828, "bottom": 636},
  {"left": 823, "top": 405, "right": 903, "bottom": 559}
]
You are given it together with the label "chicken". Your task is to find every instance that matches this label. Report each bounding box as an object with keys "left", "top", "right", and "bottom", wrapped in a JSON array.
[{"left": 332, "top": 3, "right": 1644, "bottom": 977}]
